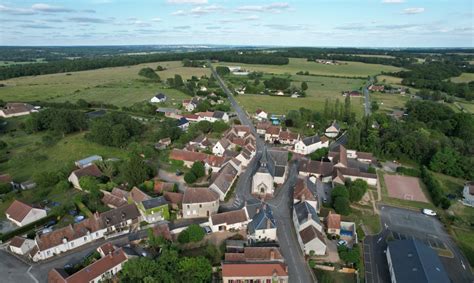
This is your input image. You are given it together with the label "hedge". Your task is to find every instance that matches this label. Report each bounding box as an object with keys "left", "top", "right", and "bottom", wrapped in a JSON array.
[
  {"left": 420, "top": 166, "right": 450, "bottom": 209},
  {"left": 0, "top": 214, "right": 57, "bottom": 242}
]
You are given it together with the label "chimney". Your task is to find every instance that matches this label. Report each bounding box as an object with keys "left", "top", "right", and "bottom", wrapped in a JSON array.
[
  {"left": 256, "top": 207, "right": 260, "bottom": 214},
  {"left": 301, "top": 193, "right": 306, "bottom": 202},
  {"left": 270, "top": 249, "right": 275, "bottom": 260},
  {"left": 308, "top": 212, "right": 312, "bottom": 222}
]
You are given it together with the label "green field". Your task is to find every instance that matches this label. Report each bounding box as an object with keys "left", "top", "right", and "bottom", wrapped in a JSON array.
[
  {"left": 218, "top": 58, "right": 402, "bottom": 78},
  {"left": 376, "top": 75, "right": 403, "bottom": 85},
  {"left": 0, "top": 61, "right": 209, "bottom": 106},
  {"left": 450, "top": 73, "right": 474, "bottom": 83},
  {"left": 0, "top": 118, "right": 129, "bottom": 181},
  {"left": 0, "top": 59, "right": 47, "bottom": 66},
  {"left": 372, "top": 92, "right": 409, "bottom": 112},
  {"left": 235, "top": 76, "right": 365, "bottom": 115}
]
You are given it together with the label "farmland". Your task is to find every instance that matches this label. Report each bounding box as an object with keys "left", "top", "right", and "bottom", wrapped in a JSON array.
[
  {"left": 217, "top": 58, "right": 402, "bottom": 78},
  {"left": 450, "top": 72, "right": 474, "bottom": 83},
  {"left": 0, "top": 61, "right": 209, "bottom": 107},
  {"left": 371, "top": 92, "right": 409, "bottom": 113},
  {"left": 235, "top": 75, "right": 365, "bottom": 115}
]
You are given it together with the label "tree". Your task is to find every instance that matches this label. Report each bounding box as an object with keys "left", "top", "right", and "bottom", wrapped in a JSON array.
[
  {"left": 338, "top": 246, "right": 361, "bottom": 268},
  {"left": 344, "top": 94, "right": 351, "bottom": 122},
  {"left": 331, "top": 185, "right": 349, "bottom": 200},
  {"left": 309, "top": 148, "right": 329, "bottom": 161},
  {"left": 156, "top": 65, "right": 165, "bottom": 71},
  {"left": 174, "top": 74, "right": 184, "bottom": 87},
  {"left": 0, "top": 140, "right": 7, "bottom": 150},
  {"left": 122, "top": 155, "right": 153, "bottom": 186},
  {"left": 371, "top": 101, "right": 379, "bottom": 111},
  {"left": 348, "top": 179, "right": 368, "bottom": 202},
  {"left": 79, "top": 176, "right": 100, "bottom": 192},
  {"left": 301, "top": 81, "right": 308, "bottom": 91},
  {"left": 178, "top": 257, "right": 212, "bottom": 283},
  {"left": 216, "top": 66, "right": 230, "bottom": 76},
  {"left": 264, "top": 76, "right": 291, "bottom": 90},
  {"left": 184, "top": 172, "right": 197, "bottom": 184},
  {"left": 286, "top": 110, "right": 302, "bottom": 128},
  {"left": 121, "top": 257, "right": 161, "bottom": 283},
  {"left": 138, "top": 67, "right": 160, "bottom": 81},
  {"left": 191, "top": 161, "right": 205, "bottom": 178},
  {"left": 178, "top": 224, "right": 205, "bottom": 243},
  {"left": 334, "top": 197, "right": 351, "bottom": 215}
]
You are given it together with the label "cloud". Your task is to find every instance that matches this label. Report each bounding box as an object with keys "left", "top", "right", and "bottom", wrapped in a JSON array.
[
  {"left": 264, "top": 24, "right": 306, "bottom": 31},
  {"left": 244, "top": 15, "right": 259, "bottom": 21},
  {"left": 20, "top": 24, "right": 57, "bottom": 29},
  {"left": 171, "top": 10, "right": 186, "bottom": 16},
  {"left": 32, "top": 3, "right": 74, "bottom": 13},
  {"left": 82, "top": 9, "right": 96, "bottom": 13},
  {"left": 382, "top": 0, "right": 405, "bottom": 3},
  {"left": 43, "top": 18, "right": 64, "bottom": 23},
  {"left": 151, "top": 17, "right": 162, "bottom": 22},
  {"left": 403, "top": 7, "right": 425, "bottom": 14},
  {"left": 189, "top": 5, "right": 222, "bottom": 15},
  {"left": 236, "top": 2, "right": 290, "bottom": 13},
  {"left": 174, "top": 25, "right": 190, "bottom": 29},
  {"left": 0, "top": 4, "right": 36, "bottom": 15},
  {"left": 205, "top": 26, "right": 221, "bottom": 30},
  {"left": 68, "top": 17, "right": 108, "bottom": 23},
  {"left": 167, "top": 0, "right": 207, "bottom": 4}
]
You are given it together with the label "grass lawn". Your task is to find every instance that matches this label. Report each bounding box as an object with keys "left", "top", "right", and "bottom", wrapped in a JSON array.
[
  {"left": 0, "top": 130, "right": 129, "bottom": 181},
  {"left": 376, "top": 75, "right": 403, "bottom": 85},
  {"left": 453, "top": 227, "right": 474, "bottom": 268},
  {"left": 235, "top": 76, "right": 365, "bottom": 116},
  {"left": 0, "top": 61, "right": 208, "bottom": 107},
  {"left": 218, "top": 58, "right": 402, "bottom": 78},
  {"left": 431, "top": 171, "right": 466, "bottom": 197},
  {"left": 346, "top": 209, "right": 381, "bottom": 235},
  {"left": 371, "top": 92, "right": 409, "bottom": 113},
  {"left": 450, "top": 73, "right": 474, "bottom": 83},
  {"left": 314, "top": 269, "right": 356, "bottom": 283}
]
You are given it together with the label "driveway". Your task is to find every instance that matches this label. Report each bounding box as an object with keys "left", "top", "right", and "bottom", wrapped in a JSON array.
[
  {"left": 158, "top": 169, "right": 185, "bottom": 192},
  {"left": 364, "top": 205, "right": 473, "bottom": 283}
]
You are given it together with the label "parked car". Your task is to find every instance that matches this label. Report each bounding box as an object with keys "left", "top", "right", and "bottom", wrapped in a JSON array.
[
  {"left": 176, "top": 170, "right": 183, "bottom": 176},
  {"left": 45, "top": 220, "right": 57, "bottom": 228},
  {"left": 337, "top": 240, "right": 347, "bottom": 247},
  {"left": 422, "top": 209, "right": 437, "bottom": 216}
]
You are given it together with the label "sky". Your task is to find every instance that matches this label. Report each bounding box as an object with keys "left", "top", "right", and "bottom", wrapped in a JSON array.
[{"left": 0, "top": 0, "right": 472, "bottom": 47}]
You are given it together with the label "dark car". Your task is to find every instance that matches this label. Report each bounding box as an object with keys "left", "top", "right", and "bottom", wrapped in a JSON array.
[{"left": 176, "top": 170, "right": 184, "bottom": 176}]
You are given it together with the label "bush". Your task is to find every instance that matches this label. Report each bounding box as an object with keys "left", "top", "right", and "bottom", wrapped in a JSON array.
[
  {"left": 191, "top": 162, "right": 205, "bottom": 178},
  {"left": 334, "top": 197, "right": 351, "bottom": 215},
  {"left": 396, "top": 166, "right": 420, "bottom": 177},
  {"left": 420, "top": 166, "right": 450, "bottom": 209},
  {"left": 184, "top": 172, "right": 197, "bottom": 184},
  {"left": 178, "top": 224, "right": 205, "bottom": 244}
]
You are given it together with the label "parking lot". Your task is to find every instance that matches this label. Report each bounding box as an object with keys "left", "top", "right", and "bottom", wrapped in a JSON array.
[{"left": 364, "top": 205, "right": 473, "bottom": 283}]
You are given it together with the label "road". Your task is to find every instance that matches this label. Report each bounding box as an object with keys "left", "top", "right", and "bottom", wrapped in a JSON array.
[
  {"left": 210, "top": 63, "right": 316, "bottom": 282},
  {"left": 363, "top": 77, "right": 373, "bottom": 116},
  {"left": 364, "top": 205, "right": 473, "bottom": 283}
]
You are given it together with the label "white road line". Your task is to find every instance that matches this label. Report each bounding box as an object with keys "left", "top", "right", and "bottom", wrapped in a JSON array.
[{"left": 27, "top": 266, "right": 38, "bottom": 283}]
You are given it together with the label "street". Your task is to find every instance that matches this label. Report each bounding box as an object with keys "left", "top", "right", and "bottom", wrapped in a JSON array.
[
  {"left": 210, "top": 63, "right": 316, "bottom": 282},
  {"left": 363, "top": 77, "right": 373, "bottom": 116}
]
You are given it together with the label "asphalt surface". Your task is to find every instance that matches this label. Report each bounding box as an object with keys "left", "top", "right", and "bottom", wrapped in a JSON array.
[
  {"left": 364, "top": 205, "right": 473, "bottom": 283},
  {"left": 210, "top": 63, "right": 316, "bottom": 282},
  {"left": 363, "top": 77, "right": 373, "bottom": 116}
]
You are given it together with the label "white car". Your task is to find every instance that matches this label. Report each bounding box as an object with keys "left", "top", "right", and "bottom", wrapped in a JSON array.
[
  {"left": 337, "top": 240, "right": 347, "bottom": 247},
  {"left": 422, "top": 209, "right": 437, "bottom": 216}
]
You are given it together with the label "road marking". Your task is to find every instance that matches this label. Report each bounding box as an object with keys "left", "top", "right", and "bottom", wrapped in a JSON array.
[
  {"left": 461, "top": 260, "right": 466, "bottom": 270},
  {"left": 27, "top": 266, "right": 39, "bottom": 283}
]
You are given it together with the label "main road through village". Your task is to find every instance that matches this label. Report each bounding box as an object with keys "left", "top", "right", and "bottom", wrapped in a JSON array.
[{"left": 210, "top": 64, "right": 316, "bottom": 283}]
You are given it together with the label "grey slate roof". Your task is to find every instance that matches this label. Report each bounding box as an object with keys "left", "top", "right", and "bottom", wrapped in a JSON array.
[
  {"left": 294, "top": 201, "right": 320, "bottom": 226},
  {"left": 75, "top": 155, "right": 102, "bottom": 167},
  {"left": 302, "top": 135, "right": 321, "bottom": 146},
  {"left": 177, "top": 117, "right": 189, "bottom": 126},
  {"left": 248, "top": 204, "right": 276, "bottom": 235},
  {"left": 155, "top": 93, "right": 166, "bottom": 99},
  {"left": 213, "top": 111, "right": 225, "bottom": 119},
  {"left": 142, "top": 196, "right": 169, "bottom": 210},
  {"left": 257, "top": 148, "right": 288, "bottom": 178},
  {"left": 387, "top": 239, "right": 450, "bottom": 283}
]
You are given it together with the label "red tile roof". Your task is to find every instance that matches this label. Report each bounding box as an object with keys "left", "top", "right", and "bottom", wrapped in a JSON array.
[
  {"left": 163, "top": 192, "right": 183, "bottom": 205},
  {"left": 154, "top": 181, "right": 175, "bottom": 194},
  {"left": 101, "top": 193, "right": 127, "bottom": 208},
  {"left": 299, "top": 225, "right": 325, "bottom": 244},
  {"left": 327, "top": 212, "right": 341, "bottom": 230},
  {"left": 169, "top": 149, "right": 208, "bottom": 162},
  {"left": 97, "top": 242, "right": 116, "bottom": 256},
  {"left": 278, "top": 130, "right": 298, "bottom": 141},
  {"left": 222, "top": 263, "right": 288, "bottom": 277},
  {"left": 9, "top": 236, "right": 26, "bottom": 248},
  {"left": 293, "top": 178, "right": 316, "bottom": 202},
  {"left": 266, "top": 126, "right": 280, "bottom": 135},
  {"left": 71, "top": 164, "right": 102, "bottom": 179},
  {"left": 211, "top": 208, "right": 248, "bottom": 226},
  {"left": 129, "top": 187, "right": 151, "bottom": 203},
  {"left": 5, "top": 200, "right": 34, "bottom": 222}
]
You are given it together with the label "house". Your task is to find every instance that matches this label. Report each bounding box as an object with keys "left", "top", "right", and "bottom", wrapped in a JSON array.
[
  {"left": 128, "top": 187, "right": 151, "bottom": 203},
  {"left": 264, "top": 126, "right": 280, "bottom": 142},
  {"left": 0, "top": 103, "right": 34, "bottom": 118},
  {"left": 101, "top": 192, "right": 127, "bottom": 209},
  {"left": 189, "top": 135, "right": 211, "bottom": 149},
  {"left": 182, "top": 97, "right": 201, "bottom": 112},
  {"left": 182, "top": 113, "right": 200, "bottom": 122},
  {"left": 153, "top": 180, "right": 175, "bottom": 194},
  {"left": 390, "top": 110, "right": 406, "bottom": 120},
  {"left": 326, "top": 212, "right": 341, "bottom": 235},
  {"left": 169, "top": 149, "right": 208, "bottom": 167},
  {"left": 293, "top": 134, "right": 329, "bottom": 155},
  {"left": 298, "top": 159, "right": 334, "bottom": 182},
  {"left": 154, "top": 138, "right": 171, "bottom": 150},
  {"left": 163, "top": 192, "right": 183, "bottom": 210},
  {"left": 293, "top": 177, "right": 319, "bottom": 212},
  {"left": 224, "top": 247, "right": 284, "bottom": 263},
  {"left": 97, "top": 242, "right": 116, "bottom": 257},
  {"left": 325, "top": 120, "right": 340, "bottom": 138},
  {"left": 255, "top": 109, "right": 268, "bottom": 121},
  {"left": 196, "top": 111, "right": 229, "bottom": 122},
  {"left": 386, "top": 239, "right": 450, "bottom": 283},
  {"left": 333, "top": 167, "right": 378, "bottom": 186},
  {"left": 150, "top": 93, "right": 167, "bottom": 103},
  {"left": 298, "top": 225, "right": 327, "bottom": 255},
  {"left": 213, "top": 138, "right": 232, "bottom": 156},
  {"left": 247, "top": 204, "right": 277, "bottom": 242},
  {"left": 182, "top": 188, "right": 219, "bottom": 219},
  {"left": 74, "top": 155, "right": 103, "bottom": 169},
  {"left": 221, "top": 263, "right": 289, "bottom": 283},
  {"left": 177, "top": 117, "right": 189, "bottom": 130},
  {"left": 31, "top": 213, "right": 105, "bottom": 262},
  {"left": 329, "top": 145, "right": 348, "bottom": 168},
  {"left": 137, "top": 197, "right": 170, "bottom": 223},
  {"left": 256, "top": 121, "right": 271, "bottom": 135},
  {"left": 293, "top": 201, "right": 323, "bottom": 232},
  {"left": 252, "top": 148, "right": 288, "bottom": 197},
  {"left": 209, "top": 163, "right": 239, "bottom": 201},
  {"left": 209, "top": 208, "right": 250, "bottom": 232},
  {"left": 5, "top": 200, "right": 47, "bottom": 227},
  {"left": 278, "top": 130, "right": 300, "bottom": 145},
  {"left": 9, "top": 236, "right": 36, "bottom": 255},
  {"left": 462, "top": 181, "right": 474, "bottom": 207},
  {"left": 326, "top": 211, "right": 357, "bottom": 243},
  {"left": 343, "top": 90, "right": 361, "bottom": 97},
  {"left": 100, "top": 204, "right": 140, "bottom": 238},
  {"left": 156, "top": 108, "right": 181, "bottom": 118},
  {"left": 48, "top": 248, "right": 130, "bottom": 283},
  {"left": 368, "top": 85, "right": 385, "bottom": 92},
  {"left": 68, "top": 164, "right": 102, "bottom": 190}
]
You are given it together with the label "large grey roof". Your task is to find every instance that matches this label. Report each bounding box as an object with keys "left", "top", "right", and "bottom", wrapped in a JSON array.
[
  {"left": 248, "top": 204, "right": 276, "bottom": 234},
  {"left": 387, "top": 239, "right": 450, "bottom": 283},
  {"left": 294, "top": 201, "right": 320, "bottom": 226},
  {"left": 142, "top": 196, "right": 169, "bottom": 210},
  {"left": 302, "top": 135, "right": 321, "bottom": 146}
]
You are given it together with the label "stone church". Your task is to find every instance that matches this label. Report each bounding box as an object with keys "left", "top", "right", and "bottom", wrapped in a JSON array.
[{"left": 252, "top": 148, "right": 288, "bottom": 197}]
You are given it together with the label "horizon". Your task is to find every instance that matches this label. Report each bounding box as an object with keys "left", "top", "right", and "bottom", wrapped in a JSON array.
[{"left": 0, "top": 0, "right": 473, "bottom": 47}]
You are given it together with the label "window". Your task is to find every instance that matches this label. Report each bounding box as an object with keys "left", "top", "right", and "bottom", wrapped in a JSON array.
[
  {"left": 199, "top": 204, "right": 202, "bottom": 208},
  {"left": 84, "top": 237, "right": 87, "bottom": 241}
]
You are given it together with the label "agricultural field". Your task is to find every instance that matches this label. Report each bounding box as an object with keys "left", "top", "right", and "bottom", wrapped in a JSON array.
[
  {"left": 235, "top": 76, "right": 365, "bottom": 116},
  {"left": 376, "top": 75, "right": 403, "bottom": 85},
  {"left": 371, "top": 92, "right": 409, "bottom": 113},
  {"left": 449, "top": 72, "right": 474, "bottom": 83},
  {"left": 0, "top": 61, "right": 209, "bottom": 107},
  {"left": 0, "top": 58, "right": 47, "bottom": 66},
  {"left": 218, "top": 58, "right": 402, "bottom": 78},
  {"left": 0, "top": 117, "right": 129, "bottom": 181}
]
